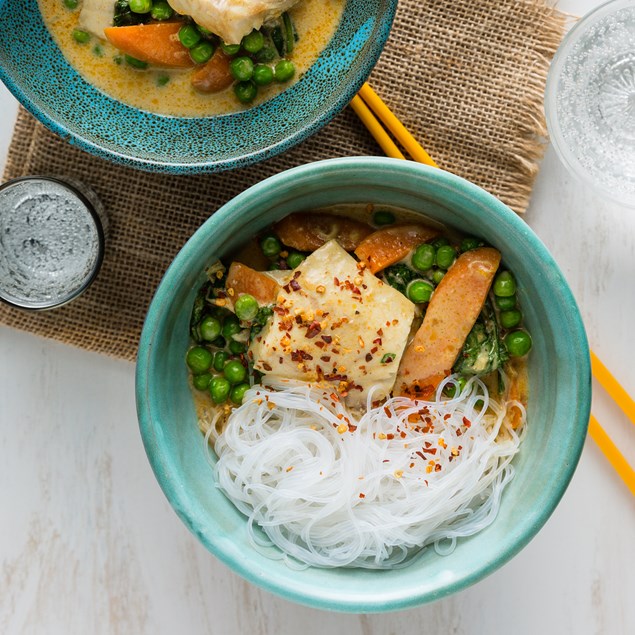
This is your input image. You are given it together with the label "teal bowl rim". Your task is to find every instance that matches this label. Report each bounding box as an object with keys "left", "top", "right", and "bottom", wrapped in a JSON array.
[
  {"left": 0, "top": 0, "right": 398, "bottom": 173},
  {"left": 136, "top": 157, "right": 591, "bottom": 611}
]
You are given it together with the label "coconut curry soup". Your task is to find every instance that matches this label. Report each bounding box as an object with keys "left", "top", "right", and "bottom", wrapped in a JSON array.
[{"left": 40, "top": 0, "right": 345, "bottom": 116}]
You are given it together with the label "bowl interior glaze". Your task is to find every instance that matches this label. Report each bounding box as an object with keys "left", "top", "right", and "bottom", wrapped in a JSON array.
[
  {"left": 0, "top": 0, "right": 396, "bottom": 172},
  {"left": 136, "top": 157, "right": 590, "bottom": 612}
]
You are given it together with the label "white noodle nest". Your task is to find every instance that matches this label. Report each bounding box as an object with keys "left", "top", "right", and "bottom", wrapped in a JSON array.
[{"left": 212, "top": 375, "right": 526, "bottom": 569}]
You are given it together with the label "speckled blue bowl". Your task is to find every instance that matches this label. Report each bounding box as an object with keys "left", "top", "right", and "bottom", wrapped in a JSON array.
[
  {"left": 136, "top": 158, "right": 591, "bottom": 611},
  {"left": 0, "top": 1, "right": 396, "bottom": 172}
]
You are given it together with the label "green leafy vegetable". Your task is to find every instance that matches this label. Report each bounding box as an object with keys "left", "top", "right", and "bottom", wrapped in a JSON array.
[
  {"left": 382, "top": 263, "right": 417, "bottom": 295},
  {"left": 113, "top": 0, "right": 147, "bottom": 27},
  {"left": 453, "top": 300, "right": 508, "bottom": 376},
  {"left": 250, "top": 305, "right": 274, "bottom": 340}
]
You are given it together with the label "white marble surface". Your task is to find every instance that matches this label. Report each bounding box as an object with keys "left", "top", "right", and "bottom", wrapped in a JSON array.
[{"left": 1, "top": 1, "right": 634, "bottom": 633}]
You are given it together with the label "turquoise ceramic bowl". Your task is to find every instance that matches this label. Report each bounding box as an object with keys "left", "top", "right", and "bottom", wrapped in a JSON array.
[
  {"left": 136, "top": 157, "right": 591, "bottom": 611},
  {"left": 0, "top": 0, "right": 396, "bottom": 172}
]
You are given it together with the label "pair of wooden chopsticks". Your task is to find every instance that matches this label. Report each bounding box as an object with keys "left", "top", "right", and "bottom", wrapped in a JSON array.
[{"left": 350, "top": 83, "right": 635, "bottom": 497}]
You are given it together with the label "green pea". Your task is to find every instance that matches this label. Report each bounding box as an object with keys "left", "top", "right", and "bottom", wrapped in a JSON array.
[
  {"left": 495, "top": 294, "right": 516, "bottom": 310},
  {"left": 229, "top": 340, "right": 247, "bottom": 354},
  {"left": 412, "top": 243, "right": 435, "bottom": 272},
  {"left": 260, "top": 235, "right": 282, "bottom": 258},
  {"left": 209, "top": 376, "right": 231, "bottom": 403},
  {"left": 230, "top": 56, "right": 254, "bottom": 81},
  {"left": 230, "top": 383, "right": 250, "bottom": 405},
  {"left": 221, "top": 42, "right": 241, "bottom": 56},
  {"left": 406, "top": 279, "right": 434, "bottom": 304},
  {"left": 200, "top": 315, "right": 222, "bottom": 341},
  {"left": 431, "top": 269, "right": 445, "bottom": 285},
  {"left": 274, "top": 59, "right": 295, "bottom": 82},
  {"left": 253, "top": 64, "right": 274, "bottom": 86},
  {"left": 213, "top": 350, "right": 229, "bottom": 372},
  {"left": 504, "top": 330, "right": 532, "bottom": 357},
  {"left": 93, "top": 44, "right": 104, "bottom": 57},
  {"left": 444, "top": 376, "right": 467, "bottom": 398},
  {"left": 196, "top": 24, "right": 214, "bottom": 37},
  {"left": 63, "top": 0, "right": 78, "bottom": 9},
  {"left": 186, "top": 346, "right": 213, "bottom": 374},
  {"left": 460, "top": 237, "right": 481, "bottom": 252},
  {"left": 435, "top": 245, "right": 457, "bottom": 270},
  {"left": 500, "top": 309, "right": 522, "bottom": 329},
  {"left": 235, "top": 294, "right": 259, "bottom": 321},
  {"left": 192, "top": 373, "right": 212, "bottom": 391},
  {"left": 268, "top": 262, "right": 281, "bottom": 271},
  {"left": 150, "top": 0, "right": 173, "bottom": 19},
  {"left": 129, "top": 0, "right": 152, "bottom": 13},
  {"left": 234, "top": 81, "right": 257, "bottom": 104},
  {"left": 224, "top": 360, "right": 247, "bottom": 385},
  {"left": 72, "top": 28, "right": 90, "bottom": 44},
  {"left": 372, "top": 210, "right": 395, "bottom": 226},
  {"left": 125, "top": 55, "right": 148, "bottom": 69},
  {"left": 493, "top": 271, "right": 517, "bottom": 297},
  {"left": 242, "top": 30, "right": 265, "bottom": 54},
  {"left": 156, "top": 74, "right": 170, "bottom": 87},
  {"left": 190, "top": 41, "right": 215, "bottom": 64},
  {"left": 178, "top": 24, "right": 201, "bottom": 49},
  {"left": 222, "top": 315, "right": 241, "bottom": 339},
  {"left": 286, "top": 252, "right": 305, "bottom": 269},
  {"left": 432, "top": 237, "right": 449, "bottom": 249}
]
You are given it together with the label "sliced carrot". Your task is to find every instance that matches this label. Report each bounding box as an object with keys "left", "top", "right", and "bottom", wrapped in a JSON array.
[
  {"left": 191, "top": 49, "right": 233, "bottom": 93},
  {"left": 394, "top": 247, "right": 501, "bottom": 397},
  {"left": 274, "top": 213, "right": 373, "bottom": 252},
  {"left": 104, "top": 23, "right": 195, "bottom": 69},
  {"left": 226, "top": 262, "right": 279, "bottom": 306},
  {"left": 354, "top": 224, "right": 439, "bottom": 274},
  {"left": 230, "top": 238, "right": 270, "bottom": 272}
]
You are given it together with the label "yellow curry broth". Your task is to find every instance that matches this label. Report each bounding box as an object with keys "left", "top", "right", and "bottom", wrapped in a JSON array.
[{"left": 38, "top": 0, "right": 345, "bottom": 116}]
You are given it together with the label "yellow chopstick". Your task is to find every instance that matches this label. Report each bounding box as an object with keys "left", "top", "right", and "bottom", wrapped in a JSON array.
[
  {"left": 357, "top": 83, "right": 438, "bottom": 168},
  {"left": 350, "top": 85, "right": 635, "bottom": 497},
  {"left": 349, "top": 95, "right": 405, "bottom": 160},
  {"left": 589, "top": 415, "right": 635, "bottom": 497},
  {"left": 590, "top": 351, "right": 635, "bottom": 427}
]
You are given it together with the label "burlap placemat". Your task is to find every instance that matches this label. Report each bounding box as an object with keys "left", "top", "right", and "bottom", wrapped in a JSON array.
[{"left": 1, "top": 0, "right": 566, "bottom": 362}]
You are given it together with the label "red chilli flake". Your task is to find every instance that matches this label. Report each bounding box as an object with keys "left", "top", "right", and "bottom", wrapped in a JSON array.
[
  {"left": 321, "top": 335, "right": 333, "bottom": 344},
  {"left": 262, "top": 362, "right": 272, "bottom": 371},
  {"left": 359, "top": 493, "right": 365, "bottom": 499},
  {"left": 305, "top": 322, "right": 322, "bottom": 338},
  {"left": 289, "top": 279, "right": 301, "bottom": 292},
  {"left": 348, "top": 424, "right": 358, "bottom": 432},
  {"left": 462, "top": 417, "right": 472, "bottom": 428},
  {"left": 365, "top": 353, "right": 373, "bottom": 362}
]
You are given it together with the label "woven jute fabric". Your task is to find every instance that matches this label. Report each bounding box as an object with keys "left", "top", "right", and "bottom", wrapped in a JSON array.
[{"left": 1, "top": 0, "right": 566, "bottom": 362}]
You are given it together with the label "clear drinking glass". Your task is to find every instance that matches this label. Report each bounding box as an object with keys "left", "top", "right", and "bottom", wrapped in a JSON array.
[
  {"left": 0, "top": 176, "right": 105, "bottom": 310},
  {"left": 545, "top": 0, "right": 635, "bottom": 206}
]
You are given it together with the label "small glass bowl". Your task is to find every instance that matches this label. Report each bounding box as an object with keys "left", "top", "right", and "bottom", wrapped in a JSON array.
[
  {"left": 0, "top": 176, "right": 105, "bottom": 310},
  {"left": 545, "top": 0, "right": 635, "bottom": 206}
]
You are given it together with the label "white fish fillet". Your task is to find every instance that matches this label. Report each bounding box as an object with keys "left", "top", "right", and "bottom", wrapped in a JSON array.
[
  {"left": 167, "top": 0, "right": 302, "bottom": 44},
  {"left": 78, "top": 0, "right": 114, "bottom": 39},
  {"left": 249, "top": 241, "right": 415, "bottom": 407}
]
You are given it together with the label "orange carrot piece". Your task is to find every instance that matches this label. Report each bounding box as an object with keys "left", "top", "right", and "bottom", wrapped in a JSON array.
[
  {"left": 191, "top": 49, "right": 233, "bottom": 93},
  {"left": 274, "top": 213, "right": 373, "bottom": 252},
  {"left": 104, "top": 23, "right": 195, "bottom": 69},
  {"left": 354, "top": 224, "right": 439, "bottom": 273},
  {"left": 395, "top": 247, "right": 501, "bottom": 397},
  {"left": 226, "top": 262, "right": 279, "bottom": 306}
]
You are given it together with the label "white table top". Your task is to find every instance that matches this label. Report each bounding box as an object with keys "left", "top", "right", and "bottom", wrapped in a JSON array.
[{"left": 1, "top": 1, "right": 634, "bottom": 633}]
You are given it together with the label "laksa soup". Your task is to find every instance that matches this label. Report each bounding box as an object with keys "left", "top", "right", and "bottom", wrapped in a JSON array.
[
  {"left": 184, "top": 207, "right": 532, "bottom": 569},
  {"left": 39, "top": 0, "right": 345, "bottom": 116}
]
